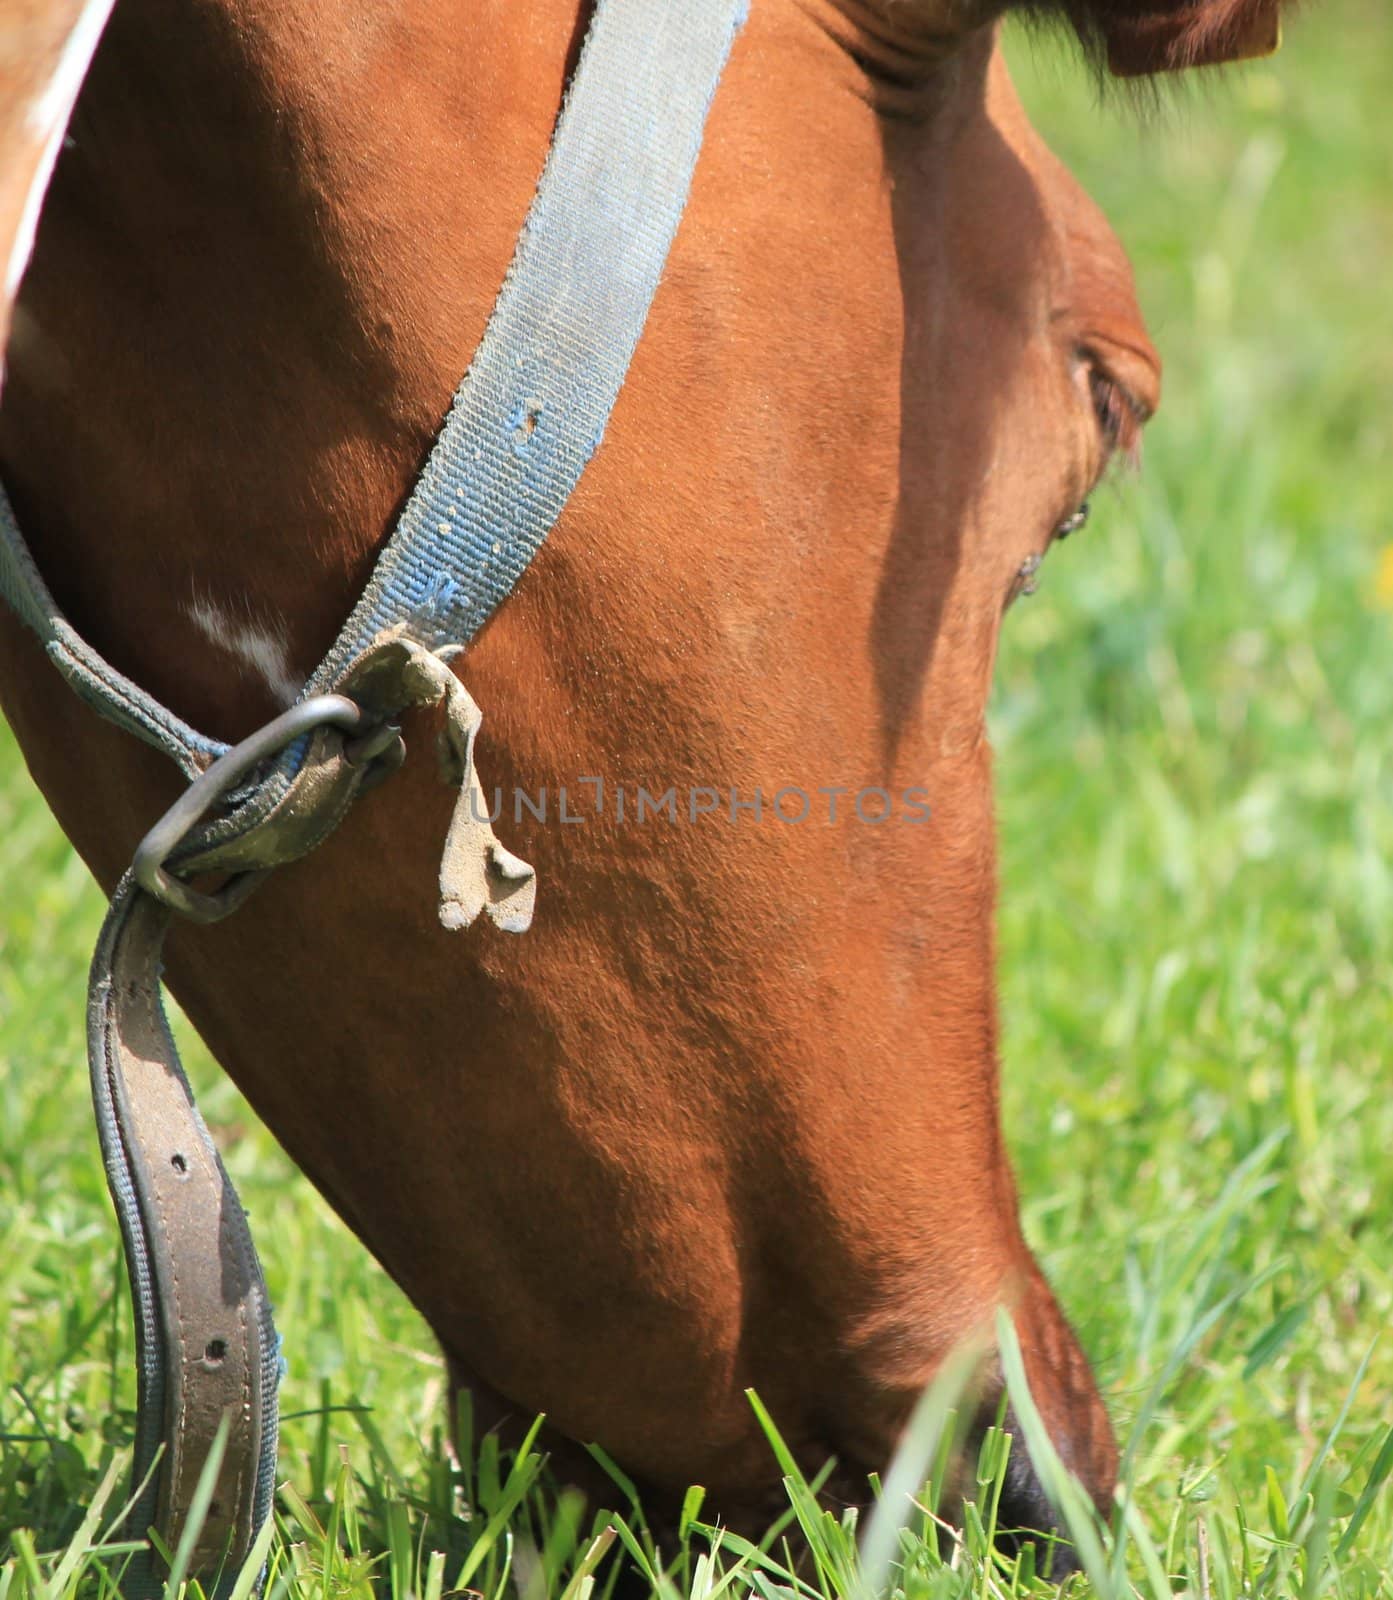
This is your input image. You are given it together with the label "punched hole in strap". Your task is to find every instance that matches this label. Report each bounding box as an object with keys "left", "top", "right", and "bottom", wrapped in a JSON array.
[{"left": 203, "top": 1338, "right": 228, "bottom": 1368}]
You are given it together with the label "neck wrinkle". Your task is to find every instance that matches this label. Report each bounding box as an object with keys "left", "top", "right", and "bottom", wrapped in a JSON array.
[{"left": 796, "top": 0, "right": 1000, "bottom": 119}]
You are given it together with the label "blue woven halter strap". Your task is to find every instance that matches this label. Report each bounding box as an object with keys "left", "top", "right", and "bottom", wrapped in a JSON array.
[
  {"left": 313, "top": 1, "right": 748, "bottom": 689},
  {"left": 0, "top": 0, "right": 746, "bottom": 1589},
  {"left": 0, "top": 0, "right": 747, "bottom": 768}
]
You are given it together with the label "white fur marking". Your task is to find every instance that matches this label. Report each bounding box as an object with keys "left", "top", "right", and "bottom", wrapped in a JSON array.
[{"left": 187, "top": 597, "right": 303, "bottom": 707}]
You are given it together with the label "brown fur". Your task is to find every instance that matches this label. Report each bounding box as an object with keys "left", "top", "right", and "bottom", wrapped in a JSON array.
[
  {"left": 0, "top": 0, "right": 1231, "bottom": 1548},
  {"left": 1010, "top": 0, "right": 1289, "bottom": 74}
]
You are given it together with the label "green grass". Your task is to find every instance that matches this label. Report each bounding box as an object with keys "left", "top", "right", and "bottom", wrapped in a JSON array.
[{"left": 2, "top": 1, "right": 1391, "bottom": 1594}]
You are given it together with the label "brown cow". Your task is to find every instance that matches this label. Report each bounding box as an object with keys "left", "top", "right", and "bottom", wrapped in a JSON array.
[{"left": 0, "top": 0, "right": 1288, "bottom": 1572}]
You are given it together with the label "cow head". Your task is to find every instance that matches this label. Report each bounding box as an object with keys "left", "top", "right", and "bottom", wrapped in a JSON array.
[{"left": 0, "top": 0, "right": 1299, "bottom": 1573}]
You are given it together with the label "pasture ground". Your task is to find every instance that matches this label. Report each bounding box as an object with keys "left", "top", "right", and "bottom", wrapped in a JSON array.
[{"left": 1, "top": 2, "right": 1390, "bottom": 1594}]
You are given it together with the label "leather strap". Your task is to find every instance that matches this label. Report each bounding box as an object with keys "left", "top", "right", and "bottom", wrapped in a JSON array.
[
  {"left": 89, "top": 881, "right": 276, "bottom": 1595},
  {"left": 87, "top": 636, "right": 534, "bottom": 1593}
]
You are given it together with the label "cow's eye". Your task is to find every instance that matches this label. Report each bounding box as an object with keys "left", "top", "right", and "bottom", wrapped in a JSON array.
[{"left": 1086, "top": 360, "right": 1145, "bottom": 464}]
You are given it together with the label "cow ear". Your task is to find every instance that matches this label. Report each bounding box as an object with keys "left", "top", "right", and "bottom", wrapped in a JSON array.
[{"left": 1103, "top": 0, "right": 1283, "bottom": 77}]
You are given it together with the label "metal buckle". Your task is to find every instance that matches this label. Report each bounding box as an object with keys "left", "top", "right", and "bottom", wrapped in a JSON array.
[{"left": 133, "top": 693, "right": 392, "bottom": 924}]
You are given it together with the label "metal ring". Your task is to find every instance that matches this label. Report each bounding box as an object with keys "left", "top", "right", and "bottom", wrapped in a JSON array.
[{"left": 133, "top": 694, "right": 367, "bottom": 923}]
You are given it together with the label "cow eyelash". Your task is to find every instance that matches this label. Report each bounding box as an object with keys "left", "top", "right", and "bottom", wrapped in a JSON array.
[{"left": 1087, "top": 364, "right": 1144, "bottom": 462}]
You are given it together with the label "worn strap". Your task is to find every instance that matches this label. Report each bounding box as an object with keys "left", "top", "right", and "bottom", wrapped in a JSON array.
[
  {"left": 308, "top": 0, "right": 747, "bottom": 687},
  {"left": 85, "top": 636, "right": 533, "bottom": 1591},
  {"left": 86, "top": 709, "right": 388, "bottom": 1590},
  {"left": 0, "top": 489, "right": 226, "bottom": 776},
  {"left": 89, "top": 881, "right": 277, "bottom": 1597},
  {"left": 0, "top": 0, "right": 747, "bottom": 768}
]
